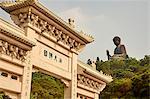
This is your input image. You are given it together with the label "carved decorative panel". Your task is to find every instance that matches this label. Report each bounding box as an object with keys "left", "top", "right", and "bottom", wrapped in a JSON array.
[
  {"left": 11, "top": 12, "right": 81, "bottom": 50},
  {"left": 0, "top": 39, "right": 28, "bottom": 62},
  {"left": 77, "top": 74, "right": 103, "bottom": 91}
]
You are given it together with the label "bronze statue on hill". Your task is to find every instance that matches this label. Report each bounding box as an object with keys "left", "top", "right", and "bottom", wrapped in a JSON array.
[{"left": 107, "top": 36, "right": 128, "bottom": 60}]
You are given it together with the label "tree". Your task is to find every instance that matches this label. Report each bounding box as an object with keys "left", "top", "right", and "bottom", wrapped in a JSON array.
[
  {"left": 96, "top": 55, "right": 150, "bottom": 99},
  {"left": 140, "top": 55, "right": 150, "bottom": 66},
  {"left": 0, "top": 91, "right": 11, "bottom": 99},
  {"left": 132, "top": 70, "right": 150, "bottom": 98},
  {"left": 31, "top": 72, "right": 64, "bottom": 99}
]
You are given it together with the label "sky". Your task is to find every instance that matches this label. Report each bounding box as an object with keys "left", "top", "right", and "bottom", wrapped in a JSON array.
[{"left": 0, "top": 0, "right": 149, "bottom": 62}]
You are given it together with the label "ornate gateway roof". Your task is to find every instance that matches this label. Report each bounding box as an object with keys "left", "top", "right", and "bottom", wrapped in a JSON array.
[{"left": 0, "top": 0, "right": 94, "bottom": 52}]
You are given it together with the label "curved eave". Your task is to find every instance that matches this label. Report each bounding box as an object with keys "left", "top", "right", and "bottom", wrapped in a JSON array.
[
  {"left": 0, "top": 17, "right": 36, "bottom": 47},
  {"left": 0, "top": 0, "right": 94, "bottom": 44},
  {"left": 77, "top": 60, "right": 113, "bottom": 83},
  {"left": 0, "top": 0, "right": 34, "bottom": 13}
]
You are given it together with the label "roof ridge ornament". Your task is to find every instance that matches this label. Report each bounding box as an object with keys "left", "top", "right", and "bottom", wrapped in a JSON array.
[
  {"left": 15, "top": 0, "right": 38, "bottom": 2},
  {"left": 0, "top": 0, "right": 24, "bottom": 3},
  {"left": 16, "top": 0, "right": 26, "bottom": 1},
  {"left": 0, "top": 0, "right": 37, "bottom": 4},
  {"left": 79, "top": 30, "right": 94, "bottom": 41},
  {"left": 0, "top": 0, "right": 38, "bottom": 13},
  {"left": 68, "top": 18, "right": 75, "bottom": 28}
]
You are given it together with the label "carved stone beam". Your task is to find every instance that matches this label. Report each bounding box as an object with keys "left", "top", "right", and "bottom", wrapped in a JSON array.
[{"left": 61, "top": 79, "right": 70, "bottom": 88}]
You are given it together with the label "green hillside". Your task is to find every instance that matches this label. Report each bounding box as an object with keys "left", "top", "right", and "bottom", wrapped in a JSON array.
[{"left": 96, "top": 55, "right": 150, "bottom": 99}]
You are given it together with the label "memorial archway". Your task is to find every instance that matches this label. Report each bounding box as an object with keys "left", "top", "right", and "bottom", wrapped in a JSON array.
[{"left": 0, "top": 0, "right": 113, "bottom": 99}]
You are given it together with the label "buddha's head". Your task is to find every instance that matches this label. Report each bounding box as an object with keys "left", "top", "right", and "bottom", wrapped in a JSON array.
[{"left": 113, "top": 36, "right": 121, "bottom": 46}]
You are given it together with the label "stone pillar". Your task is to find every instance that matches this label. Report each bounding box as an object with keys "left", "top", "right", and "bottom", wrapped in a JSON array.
[
  {"left": 21, "top": 51, "right": 32, "bottom": 99},
  {"left": 24, "top": 26, "right": 36, "bottom": 42},
  {"left": 62, "top": 78, "right": 71, "bottom": 99},
  {"left": 64, "top": 84, "right": 71, "bottom": 99},
  {"left": 71, "top": 53, "right": 77, "bottom": 99},
  {"left": 21, "top": 25, "right": 36, "bottom": 99}
]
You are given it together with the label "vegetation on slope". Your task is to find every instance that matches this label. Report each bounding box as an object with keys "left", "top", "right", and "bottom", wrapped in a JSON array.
[
  {"left": 0, "top": 91, "right": 11, "bottom": 99},
  {"left": 30, "top": 72, "right": 64, "bottom": 99},
  {"left": 95, "top": 55, "right": 150, "bottom": 99}
]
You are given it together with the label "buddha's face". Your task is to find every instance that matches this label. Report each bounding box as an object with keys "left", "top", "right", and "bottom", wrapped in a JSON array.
[{"left": 113, "top": 38, "right": 120, "bottom": 46}]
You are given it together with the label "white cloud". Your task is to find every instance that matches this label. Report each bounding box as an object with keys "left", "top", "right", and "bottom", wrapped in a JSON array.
[
  {"left": 58, "top": 7, "right": 108, "bottom": 36},
  {"left": 58, "top": 7, "right": 93, "bottom": 33},
  {"left": 59, "top": 7, "right": 88, "bottom": 22}
]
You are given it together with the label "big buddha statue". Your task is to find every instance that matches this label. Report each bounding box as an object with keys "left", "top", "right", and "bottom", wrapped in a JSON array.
[{"left": 107, "top": 36, "right": 128, "bottom": 60}]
